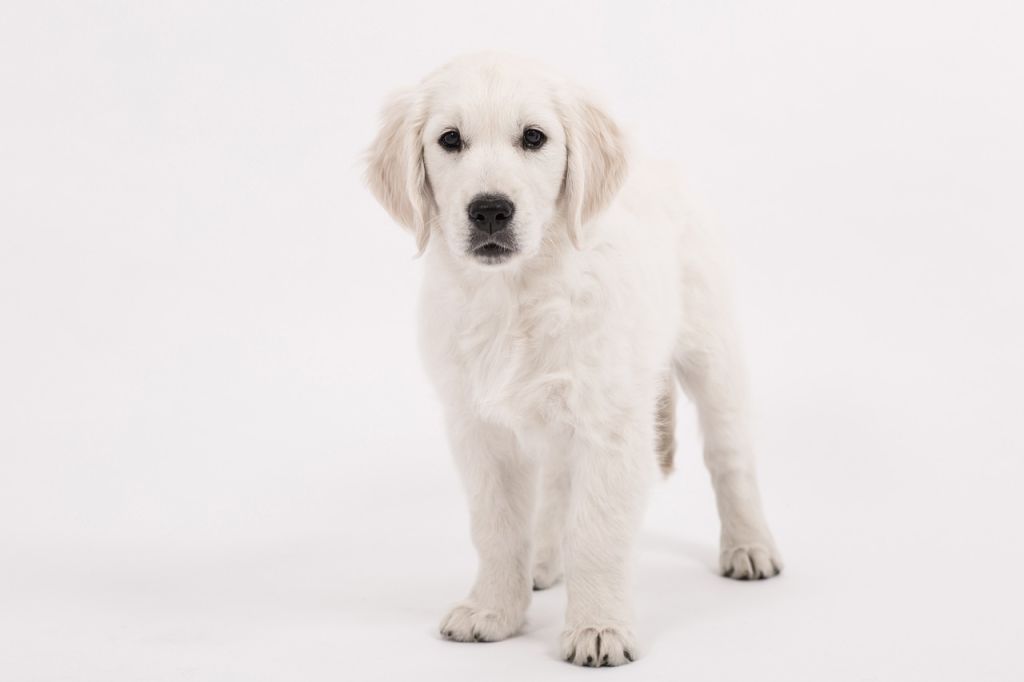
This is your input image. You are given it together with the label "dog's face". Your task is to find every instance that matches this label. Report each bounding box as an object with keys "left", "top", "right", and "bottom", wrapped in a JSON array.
[
  {"left": 420, "top": 66, "right": 568, "bottom": 266},
  {"left": 366, "top": 55, "right": 627, "bottom": 268}
]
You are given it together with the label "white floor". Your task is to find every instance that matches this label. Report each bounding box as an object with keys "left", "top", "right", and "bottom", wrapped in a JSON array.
[
  {"left": 2, "top": 2, "right": 1023, "bottom": 680},
  {"left": 4, "top": 381, "right": 1022, "bottom": 682}
]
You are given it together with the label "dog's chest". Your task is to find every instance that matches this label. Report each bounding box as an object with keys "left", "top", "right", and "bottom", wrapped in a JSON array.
[{"left": 428, "top": 277, "right": 602, "bottom": 429}]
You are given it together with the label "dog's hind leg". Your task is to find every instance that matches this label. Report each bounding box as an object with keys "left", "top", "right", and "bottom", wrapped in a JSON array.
[
  {"left": 531, "top": 454, "right": 569, "bottom": 590},
  {"left": 655, "top": 372, "right": 677, "bottom": 476},
  {"left": 674, "top": 240, "right": 782, "bottom": 579}
]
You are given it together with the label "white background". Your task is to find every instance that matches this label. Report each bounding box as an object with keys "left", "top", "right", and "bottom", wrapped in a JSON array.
[{"left": 2, "top": 1, "right": 1022, "bottom": 680}]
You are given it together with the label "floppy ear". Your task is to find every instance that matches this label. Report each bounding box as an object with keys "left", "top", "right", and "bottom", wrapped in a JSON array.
[
  {"left": 559, "top": 90, "right": 628, "bottom": 248},
  {"left": 365, "top": 89, "right": 433, "bottom": 255}
]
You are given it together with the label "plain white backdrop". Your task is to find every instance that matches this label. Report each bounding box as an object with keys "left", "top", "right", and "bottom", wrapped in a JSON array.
[{"left": 1, "top": 1, "right": 1022, "bottom": 680}]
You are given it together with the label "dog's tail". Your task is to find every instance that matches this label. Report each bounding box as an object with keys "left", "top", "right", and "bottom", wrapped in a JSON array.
[{"left": 656, "top": 373, "right": 677, "bottom": 476}]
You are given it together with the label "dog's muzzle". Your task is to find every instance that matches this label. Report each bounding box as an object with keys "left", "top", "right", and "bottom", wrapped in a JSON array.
[{"left": 467, "top": 194, "right": 517, "bottom": 263}]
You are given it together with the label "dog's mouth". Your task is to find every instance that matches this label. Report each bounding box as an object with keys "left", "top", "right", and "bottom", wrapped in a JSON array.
[
  {"left": 468, "top": 235, "right": 518, "bottom": 264},
  {"left": 474, "top": 242, "right": 514, "bottom": 259}
]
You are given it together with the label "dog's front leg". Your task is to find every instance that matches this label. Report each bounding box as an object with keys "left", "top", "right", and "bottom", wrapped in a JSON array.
[
  {"left": 439, "top": 415, "right": 535, "bottom": 643},
  {"left": 560, "top": 415, "right": 654, "bottom": 667}
]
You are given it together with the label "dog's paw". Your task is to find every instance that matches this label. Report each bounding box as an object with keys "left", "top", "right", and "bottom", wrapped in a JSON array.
[
  {"left": 439, "top": 602, "right": 524, "bottom": 643},
  {"left": 720, "top": 543, "right": 783, "bottom": 580},
  {"left": 531, "top": 557, "right": 563, "bottom": 590},
  {"left": 561, "top": 625, "right": 637, "bottom": 667}
]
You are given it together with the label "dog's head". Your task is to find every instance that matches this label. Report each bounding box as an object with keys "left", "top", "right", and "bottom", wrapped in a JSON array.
[{"left": 365, "top": 54, "right": 627, "bottom": 268}]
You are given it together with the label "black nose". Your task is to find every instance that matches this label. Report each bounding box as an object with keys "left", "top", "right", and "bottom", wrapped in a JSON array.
[{"left": 467, "top": 195, "right": 515, "bottom": 234}]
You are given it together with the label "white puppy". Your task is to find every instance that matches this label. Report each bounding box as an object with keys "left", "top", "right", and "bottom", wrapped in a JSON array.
[{"left": 365, "top": 53, "right": 782, "bottom": 667}]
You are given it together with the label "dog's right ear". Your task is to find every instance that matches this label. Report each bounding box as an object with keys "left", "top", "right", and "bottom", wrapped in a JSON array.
[{"left": 365, "top": 89, "right": 432, "bottom": 255}]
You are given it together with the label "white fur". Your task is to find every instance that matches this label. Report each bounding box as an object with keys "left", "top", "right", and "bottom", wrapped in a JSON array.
[{"left": 366, "top": 54, "right": 781, "bottom": 667}]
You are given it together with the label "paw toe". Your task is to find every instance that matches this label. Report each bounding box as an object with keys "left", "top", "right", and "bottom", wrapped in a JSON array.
[
  {"left": 721, "top": 544, "right": 783, "bottom": 580},
  {"left": 439, "top": 603, "right": 521, "bottom": 643},
  {"left": 531, "top": 559, "right": 563, "bottom": 591},
  {"left": 561, "top": 626, "right": 636, "bottom": 667}
]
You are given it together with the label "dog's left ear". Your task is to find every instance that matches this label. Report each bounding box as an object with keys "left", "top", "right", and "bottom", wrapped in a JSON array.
[
  {"left": 365, "top": 88, "right": 433, "bottom": 255},
  {"left": 559, "top": 89, "right": 628, "bottom": 248}
]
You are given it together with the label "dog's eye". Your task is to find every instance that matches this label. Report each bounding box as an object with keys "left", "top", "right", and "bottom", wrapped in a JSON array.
[
  {"left": 522, "top": 128, "right": 546, "bottom": 150},
  {"left": 439, "top": 129, "right": 462, "bottom": 152}
]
